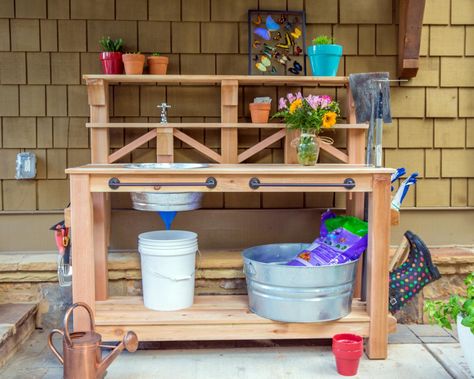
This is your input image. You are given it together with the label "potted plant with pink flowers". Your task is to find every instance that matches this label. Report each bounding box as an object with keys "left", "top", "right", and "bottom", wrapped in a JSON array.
[{"left": 273, "top": 93, "right": 340, "bottom": 165}]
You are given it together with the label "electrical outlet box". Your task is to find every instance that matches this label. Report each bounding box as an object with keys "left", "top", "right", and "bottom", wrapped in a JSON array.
[{"left": 15, "top": 152, "right": 36, "bottom": 179}]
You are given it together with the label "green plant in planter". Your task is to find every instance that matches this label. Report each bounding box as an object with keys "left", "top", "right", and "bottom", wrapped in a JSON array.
[
  {"left": 312, "top": 35, "right": 334, "bottom": 45},
  {"left": 425, "top": 272, "right": 474, "bottom": 332},
  {"left": 151, "top": 52, "right": 161, "bottom": 56},
  {"left": 99, "top": 36, "right": 123, "bottom": 52},
  {"left": 308, "top": 35, "right": 342, "bottom": 76}
]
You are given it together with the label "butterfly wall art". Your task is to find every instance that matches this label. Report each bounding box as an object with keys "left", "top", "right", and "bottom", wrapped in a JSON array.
[{"left": 248, "top": 10, "right": 306, "bottom": 76}]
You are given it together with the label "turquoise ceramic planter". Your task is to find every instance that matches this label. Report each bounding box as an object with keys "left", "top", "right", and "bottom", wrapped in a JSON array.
[{"left": 307, "top": 44, "right": 343, "bottom": 76}]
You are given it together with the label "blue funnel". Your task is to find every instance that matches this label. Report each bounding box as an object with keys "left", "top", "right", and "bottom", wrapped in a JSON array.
[{"left": 158, "top": 211, "right": 177, "bottom": 230}]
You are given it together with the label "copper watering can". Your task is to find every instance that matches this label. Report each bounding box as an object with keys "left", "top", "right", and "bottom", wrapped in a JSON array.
[{"left": 48, "top": 302, "right": 138, "bottom": 379}]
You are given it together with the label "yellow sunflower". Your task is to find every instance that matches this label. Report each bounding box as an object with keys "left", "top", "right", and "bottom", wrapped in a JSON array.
[
  {"left": 289, "top": 99, "right": 303, "bottom": 114},
  {"left": 322, "top": 111, "right": 337, "bottom": 128}
]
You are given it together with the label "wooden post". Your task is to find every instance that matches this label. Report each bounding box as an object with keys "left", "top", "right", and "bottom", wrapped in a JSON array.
[
  {"left": 87, "top": 79, "right": 110, "bottom": 301},
  {"left": 156, "top": 127, "right": 174, "bottom": 163},
  {"left": 345, "top": 85, "right": 366, "bottom": 298},
  {"left": 70, "top": 174, "right": 95, "bottom": 331},
  {"left": 220, "top": 80, "right": 238, "bottom": 163},
  {"left": 366, "top": 174, "right": 391, "bottom": 359},
  {"left": 284, "top": 129, "right": 300, "bottom": 164},
  {"left": 398, "top": 0, "right": 426, "bottom": 78}
]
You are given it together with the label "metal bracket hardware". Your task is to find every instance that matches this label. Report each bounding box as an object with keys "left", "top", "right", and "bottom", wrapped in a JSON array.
[
  {"left": 248, "top": 177, "right": 356, "bottom": 190},
  {"left": 108, "top": 177, "right": 217, "bottom": 190}
]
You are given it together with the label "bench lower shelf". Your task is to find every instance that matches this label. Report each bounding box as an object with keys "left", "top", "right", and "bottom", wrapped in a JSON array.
[{"left": 95, "top": 295, "right": 397, "bottom": 342}]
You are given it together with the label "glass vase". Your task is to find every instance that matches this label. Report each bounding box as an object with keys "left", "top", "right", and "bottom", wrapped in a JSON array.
[{"left": 297, "top": 134, "right": 319, "bottom": 166}]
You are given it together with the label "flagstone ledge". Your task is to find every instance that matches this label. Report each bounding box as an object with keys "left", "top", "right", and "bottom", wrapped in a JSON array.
[{"left": 0, "top": 247, "right": 472, "bottom": 281}]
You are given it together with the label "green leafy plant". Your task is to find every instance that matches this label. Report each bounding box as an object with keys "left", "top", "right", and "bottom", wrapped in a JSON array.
[
  {"left": 124, "top": 51, "right": 142, "bottom": 54},
  {"left": 151, "top": 52, "right": 161, "bottom": 56},
  {"left": 425, "top": 272, "right": 474, "bottom": 333},
  {"left": 99, "top": 36, "right": 123, "bottom": 52},
  {"left": 312, "top": 35, "right": 334, "bottom": 45}
]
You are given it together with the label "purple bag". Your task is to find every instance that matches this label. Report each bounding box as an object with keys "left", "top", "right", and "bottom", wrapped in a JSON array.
[{"left": 287, "top": 210, "right": 368, "bottom": 267}]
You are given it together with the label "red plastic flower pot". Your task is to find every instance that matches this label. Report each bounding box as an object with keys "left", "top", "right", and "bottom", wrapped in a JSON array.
[
  {"left": 100, "top": 52, "right": 123, "bottom": 74},
  {"left": 332, "top": 334, "right": 363, "bottom": 376}
]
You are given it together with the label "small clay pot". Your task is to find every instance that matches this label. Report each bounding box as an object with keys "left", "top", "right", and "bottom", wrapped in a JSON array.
[
  {"left": 122, "top": 54, "right": 145, "bottom": 75},
  {"left": 147, "top": 56, "right": 169, "bottom": 75},
  {"left": 249, "top": 102, "right": 271, "bottom": 123},
  {"left": 332, "top": 333, "right": 363, "bottom": 376},
  {"left": 99, "top": 52, "right": 123, "bottom": 74}
]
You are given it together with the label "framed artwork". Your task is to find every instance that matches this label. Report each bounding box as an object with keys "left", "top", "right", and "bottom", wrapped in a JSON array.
[{"left": 248, "top": 10, "right": 306, "bottom": 76}]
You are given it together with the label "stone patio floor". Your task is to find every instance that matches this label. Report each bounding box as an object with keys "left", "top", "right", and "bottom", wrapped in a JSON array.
[{"left": 0, "top": 324, "right": 472, "bottom": 379}]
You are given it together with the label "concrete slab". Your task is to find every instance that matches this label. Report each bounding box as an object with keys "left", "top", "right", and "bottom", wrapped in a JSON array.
[
  {"left": 444, "top": 326, "right": 459, "bottom": 341},
  {"left": 388, "top": 324, "right": 421, "bottom": 344},
  {"left": 0, "top": 331, "right": 455, "bottom": 379},
  {"left": 408, "top": 324, "right": 451, "bottom": 337},
  {"left": 419, "top": 336, "right": 457, "bottom": 344},
  {"left": 426, "top": 343, "right": 473, "bottom": 379}
]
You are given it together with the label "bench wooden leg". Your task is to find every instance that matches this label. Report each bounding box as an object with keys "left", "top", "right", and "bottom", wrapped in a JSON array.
[
  {"left": 366, "top": 174, "right": 391, "bottom": 359},
  {"left": 70, "top": 174, "right": 95, "bottom": 331},
  {"left": 93, "top": 193, "right": 109, "bottom": 301}
]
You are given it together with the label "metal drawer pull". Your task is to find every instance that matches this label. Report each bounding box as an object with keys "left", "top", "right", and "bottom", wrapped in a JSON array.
[
  {"left": 249, "top": 177, "right": 356, "bottom": 190},
  {"left": 108, "top": 177, "right": 217, "bottom": 190}
]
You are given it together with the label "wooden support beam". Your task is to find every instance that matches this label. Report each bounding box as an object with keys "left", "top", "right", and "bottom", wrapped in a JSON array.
[
  {"left": 70, "top": 174, "right": 95, "bottom": 330},
  {"left": 398, "top": 0, "right": 426, "bottom": 78},
  {"left": 345, "top": 85, "right": 366, "bottom": 299},
  {"left": 220, "top": 80, "right": 239, "bottom": 163},
  {"left": 86, "top": 122, "right": 368, "bottom": 129},
  {"left": 87, "top": 79, "right": 110, "bottom": 302},
  {"left": 86, "top": 79, "right": 108, "bottom": 106},
  {"left": 108, "top": 129, "right": 157, "bottom": 163},
  {"left": 174, "top": 129, "right": 222, "bottom": 163},
  {"left": 318, "top": 140, "right": 348, "bottom": 163},
  {"left": 284, "top": 129, "right": 300, "bottom": 164},
  {"left": 238, "top": 129, "right": 286, "bottom": 163},
  {"left": 156, "top": 127, "right": 174, "bottom": 163},
  {"left": 366, "top": 174, "right": 391, "bottom": 359}
]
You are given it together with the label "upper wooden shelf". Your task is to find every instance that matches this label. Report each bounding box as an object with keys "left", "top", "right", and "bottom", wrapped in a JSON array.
[
  {"left": 82, "top": 74, "right": 349, "bottom": 86},
  {"left": 86, "top": 122, "right": 368, "bottom": 129}
]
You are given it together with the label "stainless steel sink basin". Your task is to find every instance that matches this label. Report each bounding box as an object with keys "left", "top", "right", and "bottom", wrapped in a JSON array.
[
  {"left": 131, "top": 192, "right": 203, "bottom": 211},
  {"left": 125, "top": 163, "right": 209, "bottom": 169},
  {"left": 126, "top": 163, "right": 208, "bottom": 211}
]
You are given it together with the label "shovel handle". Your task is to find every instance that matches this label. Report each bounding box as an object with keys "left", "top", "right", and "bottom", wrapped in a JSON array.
[{"left": 48, "top": 329, "right": 64, "bottom": 364}]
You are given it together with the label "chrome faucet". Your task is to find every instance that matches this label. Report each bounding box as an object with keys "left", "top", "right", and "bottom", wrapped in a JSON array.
[{"left": 158, "top": 102, "right": 171, "bottom": 124}]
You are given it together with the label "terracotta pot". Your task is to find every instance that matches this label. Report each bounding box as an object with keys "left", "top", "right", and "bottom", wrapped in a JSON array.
[
  {"left": 249, "top": 102, "right": 271, "bottom": 123},
  {"left": 122, "top": 54, "right": 145, "bottom": 75},
  {"left": 99, "top": 52, "right": 123, "bottom": 74},
  {"left": 332, "top": 334, "right": 363, "bottom": 376},
  {"left": 147, "top": 56, "right": 169, "bottom": 75}
]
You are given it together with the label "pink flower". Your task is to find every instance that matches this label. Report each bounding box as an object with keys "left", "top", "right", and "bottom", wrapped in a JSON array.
[
  {"left": 305, "top": 94, "right": 318, "bottom": 109},
  {"left": 287, "top": 93, "right": 296, "bottom": 103},
  {"left": 278, "top": 97, "right": 287, "bottom": 110},
  {"left": 295, "top": 91, "right": 303, "bottom": 100},
  {"left": 320, "top": 95, "right": 332, "bottom": 109}
]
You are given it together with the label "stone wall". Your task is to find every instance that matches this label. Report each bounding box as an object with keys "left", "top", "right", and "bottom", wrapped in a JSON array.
[
  {"left": 1, "top": 247, "right": 473, "bottom": 326},
  {"left": 0, "top": 0, "right": 473, "bottom": 249}
]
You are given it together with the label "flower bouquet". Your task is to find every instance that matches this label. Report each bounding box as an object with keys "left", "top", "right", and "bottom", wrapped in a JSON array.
[{"left": 273, "top": 92, "right": 340, "bottom": 165}]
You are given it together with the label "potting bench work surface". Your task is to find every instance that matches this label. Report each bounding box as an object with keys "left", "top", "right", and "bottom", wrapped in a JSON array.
[
  {"left": 1, "top": 326, "right": 471, "bottom": 379},
  {"left": 66, "top": 163, "right": 394, "bottom": 359}
]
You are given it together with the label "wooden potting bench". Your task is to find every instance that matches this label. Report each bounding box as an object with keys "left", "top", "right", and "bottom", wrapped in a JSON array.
[{"left": 67, "top": 75, "right": 395, "bottom": 359}]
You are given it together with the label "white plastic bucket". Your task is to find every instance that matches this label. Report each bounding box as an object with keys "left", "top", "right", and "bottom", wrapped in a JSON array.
[{"left": 138, "top": 230, "right": 198, "bottom": 311}]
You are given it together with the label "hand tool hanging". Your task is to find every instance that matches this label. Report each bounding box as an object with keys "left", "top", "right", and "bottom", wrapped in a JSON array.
[
  {"left": 50, "top": 220, "right": 72, "bottom": 287},
  {"left": 348, "top": 73, "right": 406, "bottom": 301}
]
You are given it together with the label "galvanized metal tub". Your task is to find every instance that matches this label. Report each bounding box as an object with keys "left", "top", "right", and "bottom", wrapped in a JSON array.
[
  {"left": 242, "top": 243, "right": 359, "bottom": 323},
  {"left": 126, "top": 163, "right": 208, "bottom": 211}
]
